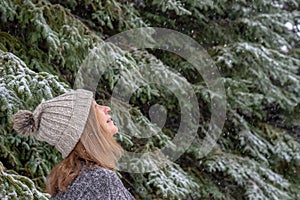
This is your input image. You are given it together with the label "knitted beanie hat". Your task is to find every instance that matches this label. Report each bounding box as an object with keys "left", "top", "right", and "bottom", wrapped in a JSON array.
[{"left": 12, "top": 89, "right": 94, "bottom": 158}]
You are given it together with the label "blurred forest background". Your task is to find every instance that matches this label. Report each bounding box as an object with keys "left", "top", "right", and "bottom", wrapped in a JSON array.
[{"left": 0, "top": 0, "right": 300, "bottom": 199}]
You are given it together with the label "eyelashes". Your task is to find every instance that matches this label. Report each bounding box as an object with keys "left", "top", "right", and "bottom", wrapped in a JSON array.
[
  {"left": 94, "top": 103, "right": 110, "bottom": 113},
  {"left": 95, "top": 104, "right": 104, "bottom": 111}
]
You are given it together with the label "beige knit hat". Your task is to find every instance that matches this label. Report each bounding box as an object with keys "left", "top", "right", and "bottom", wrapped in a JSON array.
[{"left": 12, "top": 89, "right": 94, "bottom": 158}]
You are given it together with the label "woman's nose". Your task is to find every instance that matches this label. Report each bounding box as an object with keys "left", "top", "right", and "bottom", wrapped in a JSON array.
[{"left": 102, "top": 106, "right": 111, "bottom": 114}]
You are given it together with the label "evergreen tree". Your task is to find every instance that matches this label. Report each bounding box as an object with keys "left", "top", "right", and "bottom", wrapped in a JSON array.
[{"left": 0, "top": 0, "right": 299, "bottom": 199}]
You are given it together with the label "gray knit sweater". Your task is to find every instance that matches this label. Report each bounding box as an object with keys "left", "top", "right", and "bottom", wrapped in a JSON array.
[{"left": 51, "top": 167, "right": 135, "bottom": 200}]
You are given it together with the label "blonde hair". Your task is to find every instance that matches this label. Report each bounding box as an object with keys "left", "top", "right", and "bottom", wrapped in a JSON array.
[{"left": 46, "top": 102, "right": 123, "bottom": 195}]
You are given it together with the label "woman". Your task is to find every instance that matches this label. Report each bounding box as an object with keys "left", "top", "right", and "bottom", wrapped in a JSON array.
[{"left": 12, "top": 89, "right": 135, "bottom": 200}]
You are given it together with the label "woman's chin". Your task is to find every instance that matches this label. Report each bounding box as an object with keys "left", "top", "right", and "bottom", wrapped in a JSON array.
[
  {"left": 113, "top": 129, "right": 118, "bottom": 135},
  {"left": 111, "top": 126, "right": 118, "bottom": 135}
]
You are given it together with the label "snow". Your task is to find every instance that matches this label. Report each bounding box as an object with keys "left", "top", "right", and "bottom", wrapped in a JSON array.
[
  {"left": 280, "top": 45, "right": 288, "bottom": 52},
  {"left": 284, "top": 22, "right": 293, "bottom": 30},
  {"left": 273, "top": 1, "right": 283, "bottom": 8},
  {"left": 297, "top": 24, "right": 300, "bottom": 37}
]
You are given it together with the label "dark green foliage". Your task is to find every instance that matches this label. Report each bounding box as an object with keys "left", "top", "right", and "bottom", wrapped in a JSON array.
[
  {"left": 0, "top": 51, "right": 66, "bottom": 196},
  {"left": 0, "top": 0, "right": 98, "bottom": 83},
  {"left": 0, "top": 0, "right": 299, "bottom": 199},
  {"left": 0, "top": 168, "right": 50, "bottom": 199}
]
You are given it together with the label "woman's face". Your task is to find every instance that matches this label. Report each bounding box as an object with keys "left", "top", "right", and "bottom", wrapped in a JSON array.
[{"left": 94, "top": 101, "right": 118, "bottom": 135}]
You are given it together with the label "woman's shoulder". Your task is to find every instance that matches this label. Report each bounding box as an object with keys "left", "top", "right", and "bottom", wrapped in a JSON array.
[
  {"left": 80, "top": 166, "right": 123, "bottom": 186},
  {"left": 80, "top": 167, "right": 135, "bottom": 199},
  {"left": 81, "top": 166, "right": 115, "bottom": 178},
  {"left": 51, "top": 167, "right": 111, "bottom": 199},
  {"left": 51, "top": 166, "right": 135, "bottom": 200}
]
